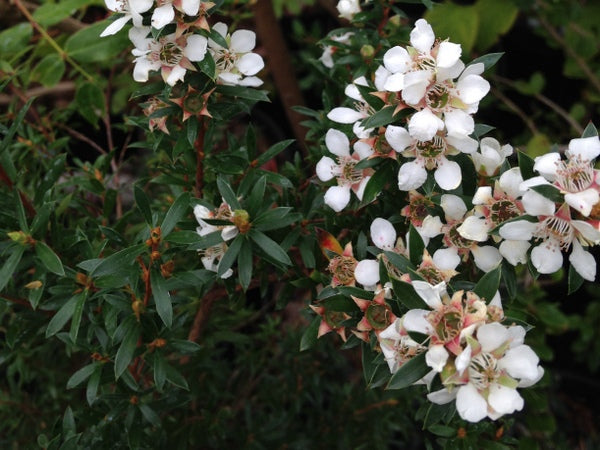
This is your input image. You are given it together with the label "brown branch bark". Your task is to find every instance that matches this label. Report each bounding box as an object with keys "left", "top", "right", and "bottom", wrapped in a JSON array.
[{"left": 252, "top": 0, "right": 308, "bottom": 154}]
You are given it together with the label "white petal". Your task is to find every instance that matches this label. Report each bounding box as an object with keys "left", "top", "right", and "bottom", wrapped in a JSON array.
[
  {"left": 499, "top": 240, "right": 530, "bottom": 266},
  {"left": 128, "top": 25, "right": 151, "bottom": 49},
  {"left": 569, "top": 240, "right": 596, "bottom": 281},
  {"left": 383, "top": 45, "right": 411, "bottom": 73},
  {"left": 471, "top": 245, "right": 502, "bottom": 272},
  {"left": 498, "top": 345, "right": 540, "bottom": 381},
  {"left": 184, "top": 34, "right": 208, "bottom": 61},
  {"left": 180, "top": 0, "right": 200, "bottom": 15},
  {"left": 412, "top": 280, "right": 445, "bottom": 309},
  {"left": 402, "top": 70, "right": 430, "bottom": 105},
  {"left": 353, "top": 141, "right": 374, "bottom": 159},
  {"left": 408, "top": 109, "right": 444, "bottom": 141},
  {"left": 420, "top": 215, "right": 444, "bottom": 238},
  {"left": 533, "top": 152, "right": 560, "bottom": 181},
  {"left": 238, "top": 76, "right": 263, "bottom": 87},
  {"left": 433, "top": 247, "right": 460, "bottom": 270},
  {"left": 130, "top": 0, "right": 153, "bottom": 13},
  {"left": 518, "top": 366, "right": 545, "bottom": 388},
  {"left": 402, "top": 309, "right": 433, "bottom": 334},
  {"left": 456, "top": 74, "right": 490, "bottom": 105},
  {"left": 327, "top": 107, "right": 364, "bottom": 124},
  {"left": 565, "top": 189, "right": 599, "bottom": 217},
  {"left": 193, "top": 204, "right": 210, "bottom": 222},
  {"left": 457, "top": 216, "right": 489, "bottom": 242},
  {"left": 383, "top": 73, "right": 405, "bottom": 92},
  {"left": 499, "top": 220, "right": 536, "bottom": 241},
  {"left": 397, "top": 161, "right": 427, "bottom": 191},
  {"left": 488, "top": 384, "right": 524, "bottom": 416},
  {"left": 355, "top": 260, "right": 380, "bottom": 287},
  {"left": 521, "top": 190, "right": 556, "bottom": 216},
  {"left": 477, "top": 322, "right": 509, "bottom": 353},
  {"left": 324, "top": 185, "right": 351, "bottom": 212},
  {"left": 374, "top": 65, "right": 390, "bottom": 91},
  {"left": 151, "top": 4, "right": 175, "bottom": 29},
  {"left": 230, "top": 29, "right": 256, "bottom": 53},
  {"left": 567, "top": 136, "right": 600, "bottom": 161},
  {"left": 499, "top": 167, "right": 525, "bottom": 199},
  {"left": 410, "top": 19, "right": 435, "bottom": 53},
  {"left": 472, "top": 186, "right": 493, "bottom": 205},
  {"left": 354, "top": 176, "right": 370, "bottom": 201},
  {"left": 426, "top": 345, "right": 449, "bottom": 372},
  {"left": 531, "top": 242, "right": 563, "bottom": 274},
  {"left": 456, "top": 384, "right": 488, "bottom": 423},
  {"left": 455, "top": 344, "right": 472, "bottom": 375},
  {"left": 427, "top": 388, "right": 457, "bottom": 405},
  {"left": 221, "top": 226, "right": 238, "bottom": 242},
  {"left": 441, "top": 194, "right": 467, "bottom": 221},
  {"left": 446, "top": 133, "right": 478, "bottom": 154},
  {"left": 236, "top": 52, "right": 264, "bottom": 75},
  {"left": 100, "top": 16, "right": 131, "bottom": 37},
  {"left": 325, "top": 128, "right": 350, "bottom": 156},
  {"left": 133, "top": 57, "right": 158, "bottom": 82},
  {"left": 166, "top": 65, "right": 187, "bottom": 85},
  {"left": 572, "top": 220, "right": 600, "bottom": 243},
  {"left": 218, "top": 72, "right": 241, "bottom": 85},
  {"left": 436, "top": 42, "right": 461, "bottom": 68},
  {"left": 371, "top": 218, "right": 396, "bottom": 250},
  {"left": 385, "top": 125, "right": 412, "bottom": 152},
  {"left": 444, "top": 109, "right": 474, "bottom": 138},
  {"left": 434, "top": 159, "right": 462, "bottom": 191}
]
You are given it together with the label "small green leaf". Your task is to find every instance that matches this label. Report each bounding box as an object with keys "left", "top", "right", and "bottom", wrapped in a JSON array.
[
  {"left": 46, "top": 295, "right": 79, "bottom": 338},
  {"left": 65, "top": 21, "right": 130, "bottom": 63},
  {"left": 86, "top": 365, "right": 102, "bottom": 406},
  {"left": 0, "top": 245, "right": 25, "bottom": 291},
  {"left": 66, "top": 363, "right": 97, "bottom": 389},
  {"left": 390, "top": 278, "right": 429, "bottom": 310},
  {"left": 299, "top": 315, "right": 320, "bottom": 351},
  {"left": 384, "top": 251, "right": 415, "bottom": 273},
  {"left": 164, "top": 363, "right": 189, "bottom": 390},
  {"left": 31, "top": 54, "right": 65, "bottom": 87},
  {"left": 238, "top": 238, "right": 252, "bottom": 291},
  {"left": 581, "top": 122, "right": 598, "bottom": 138},
  {"left": 246, "top": 176, "right": 266, "bottom": 216},
  {"left": 518, "top": 151, "right": 535, "bottom": 182},
  {"left": 568, "top": 264, "right": 584, "bottom": 295},
  {"left": 253, "top": 207, "right": 295, "bottom": 231},
  {"left": 134, "top": 184, "right": 153, "bottom": 226},
  {"left": 360, "top": 106, "right": 397, "bottom": 129},
  {"left": 469, "top": 53, "right": 504, "bottom": 71},
  {"left": 255, "top": 139, "right": 294, "bottom": 167},
  {"left": 0, "top": 23, "right": 32, "bottom": 58},
  {"left": 249, "top": 229, "right": 292, "bottom": 266},
  {"left": 35, "top": 241, "right": 65, "bottom": 276},
  {"left": 151, "top": 269, "right": 172, "bottom": 328},
  {"left": 361, "top": 160, "right": 393, "bottom": 205},
  {"left": 62, "top": 406, "right": 76, "bottom": 438},
  {"left": 114, "top": 320, "right": 141, "bottom": 379},
  {"left": 408, "top": 225, "right": 425, "bottom": 267},
  {"left": 529, "top": 184, "right": 563, "bottom": 203},
  {"left": 91, "top": 244, "right": 146, "bottom": 278},
  {"left": 164, "top": 231, "right": 203, "bottom": 245},
  {"left": 386, "top": 352, "right": 429, "bottom": 389},
  {"left": 75, "top": 82, "right": 106, "bottom": 126},
  {"left": 217, "top": 234, "right": 243, "bottom": 278},
  {"left": 215, "top": 85, "right": 270, "bottom": 103},
  {"left": 216, "top": 176, "right": 241, "bottom": 210},
  {"left": 69, "top": 291, "right": 87, "bottom": 343},
  {"left": 473, "top": 265, "right": 502, "bottom": 301},
  {"left": 161, "top": 191, "right": 190, "bottom": 236},
  {"left": 153, "top": 353, "right": 166, "bottom": 391}
]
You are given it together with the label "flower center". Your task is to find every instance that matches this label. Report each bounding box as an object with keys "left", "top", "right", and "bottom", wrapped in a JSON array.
[
  {"left": 428, "top": 305, "right": 463, "bottom": 344},
  {"left": 415, "top": 135, "right": 446, "bottom": 169},
  {"left": 153, "top": 40, "right": 184, "bottom": 67},
  {"left": 468, "top": 352, "right": 499, "bottom": 390},
  {"left": 555, "top": 156, "right": 594, "bottom": 193},
  {"left": 328, "top": 255, "right": 357, "bottom": 286},
  {"left": 489, "top": 198, "right": 521, "bottom": 226},
  {"left": 388, "top": 336, "right": 425, "bottom": 367},
  {"left": 337, "top": 156, "right": 362, "bottom": 185},
  {"left": 445, "top": 223, "right": 473, "bottom": 249},
  {"left": 535, "top": 215, "right": 574, "bottom": 250},
  {"left": 366, "top": 304, "right": 392, "bottom": 330},
  {"left": 213, "top": 48, "right": 238, "bottom": 73},
  {"left": 324, "top": 309, "right": 347, "bottom": 329},
  {"left": 426, "top": 83, "right": 450, "bottom": 111}
]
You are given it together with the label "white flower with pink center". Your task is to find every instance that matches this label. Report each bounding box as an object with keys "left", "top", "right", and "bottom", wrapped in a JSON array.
[
  {"left": 101, "top": 0, "right": 153, "bottom": 36},
  {"left": 129, "top": 27, "right": 208, "bottom": 86},
  {"left": 316, "top": 128, "right": 373, "bottom": 212},
  {"left": 378, "top": 317, "right": 426, "bottom": 374}
]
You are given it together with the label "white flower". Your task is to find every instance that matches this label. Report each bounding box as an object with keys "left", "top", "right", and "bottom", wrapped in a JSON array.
[
  {"left": 208, "top": 22, "right": 265, "bottom": 87},
  {"left": 336, "top": 0, "right": 361, "bottom": 20},
  {"left": 101, "top": 0, "right": 153, "bottom": 36},
  {"left": 319, "top": 32, "right": 353, "bottom": 68},
  {"left": 316, "top": 128, "right": 372, "bottom": 212},
  {"left": 150, "top": 0, "right": 201, "bottom": 29},
  {"left": 471, "top": 137, "right": 513, "bottom": 176},
  {"left": 201, "top": 242, "right": 233, "bottom": 279},
  {"left": 378, "top": 318, "right": 426, "bottom": 374},
  {"left": 130, "top": 28, "right": 208, "bottom": 86},
  {"left": 328, "top": 77, "right": 375, "bottom": 139},
  {"left": 193, "top": 202, "right": 238, "bottom": 241}
]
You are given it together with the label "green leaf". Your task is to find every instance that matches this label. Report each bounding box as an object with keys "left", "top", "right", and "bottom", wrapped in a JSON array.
[
  {"left": 31, "top": 54, "right": 66, "bottom": 87},
  {"left": 134, "top": 184, "right": 153, "bottom": 226},
  {"left": 361, "top": 160, "right": 394, "bottom": 205},
  {"left": 474, "top": 0, "right": 518, "bottom": 52},
  {"left": 390, "top": 278, "right": 429, "bottom": 310},
  {"left": 0, "top": 23, "right": 32, "bottom": 58},
  {"left": 518, "top": 151, "right": 535, "bottom": 180},
  {"left": 46, "top": 295, "right": 79, "bottom": 338},
  {"left": 581, "top": 122, "right": 598, "bottom": 138},
  {"left": 469, "top": 53, "right": 504, "bottom": 72},
  {"left": 75, "top": 82, "right": 106, "bottom": 126},
  {"left": 216, "top": 176, "right": 241, "bottom": 210},
  {"left": 501, "top": 260, "right": 517, "bottom": 300},
  {"left": 386, "top": 352, "right": 429, "bottom": 389},
  {"left": 473, "top": 265, "right": 502, "bottom": 301},
  {"left": 33, "top": 0, "right": 92, "bottom": 27},
  {"left": 384, "top": 251, "right": 415, "bottom": 274},
  {"left": 238, "top": 238, "right": 252, "bottom": 291},
  {"left": 62, "top": 406, "right": 76, "bottom": 438},
  {"left": 198, "top": 52, "right": 216, "bottom": 79},
  {"left": 164, "top": 363, "right": 189, "bottom": 390},
  {"left": 568, "top": 264, "right": 584, "bottom": 295},
  {"left": 66, "top": 363, "right": 97, "bottom": 389},
  {"left": 255, "top": 139, "right": 294, "bottom": 167},
  {"left": 0, "top": 245, "right": 25, "bottom": 291},
  {"left": 249, "top": 229, "right": 292, "bottom": 266},
  {"left": 246, "top": 176, "right": 266, "bottom": 216},
  {"left": 164, "top": 231, "right": 203, "bottom": 245},
  {"left": 299, "top": 315, "right": 320, "bottom": 351},
  {"left": 86, "top": 365, "right": 102, "bottom": 406},
  {"left": 35, "top": 241, "right": 65, "bottom": 276},
  {"left": 217, "top": 234, "right": 243, "bottom": 278},
  {"left": 91, "top": 244, "right": 146, "bottom": 278},
  {"left": 153, "top": 353, "right": 166, "bottom": 391},
  {"left": 408, "top": 225, "right": 425, "bottom": 267},
  {"left": 529, "top": 184, "right": 563, "bottom": 203},
  {"left": 215, "top": 85, "right": 270, "bottom": 103},
  {"left": 253, "top": 207, "right": 295, "bottom": 231},
  {"left": 114, "top": 320, "right": 141, "bottom": 379},
  {"left": 65, "top": 21, "right": 130, "bottom": 63},
  {"left": 425, "top": 3, "right": 479, "bottom": 53},
  {"left": 151, "top": 269, "right": 172, "bottom": 328},
  {"left": 161, "top": 191, "right": 190, "bottom": 236},
  {"left": 14, "top": 189, "right": 29, "bottom": 232},
  {"left": 69, "top": 291, "right": 87, "bottom": 343},
  {"left": 360, "top": 106, "right": 397, "bottom": 129}
]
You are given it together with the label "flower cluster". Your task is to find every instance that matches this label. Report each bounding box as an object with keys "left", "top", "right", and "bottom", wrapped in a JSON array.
[
  {"left": 312, "top": 16, "right": 600, "bottom": 423},
  {"left": 101, "top": 0, "right": 264, "bottom": 87}
]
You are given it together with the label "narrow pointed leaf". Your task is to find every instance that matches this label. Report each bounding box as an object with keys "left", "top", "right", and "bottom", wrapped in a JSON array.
[
  {"left": 386, "top": 352, "right": 429, "bottom": 389},
  {"left": 151, "top": 269, "right": 172, "bottom": 328},
  {"left": 69, "top": 291, "right": 87, "bottom": 343},
  {"left": 238, "top": 238, "right": 252, "bottom": 291},
  {"left": 249, "top": 229, "right": 291, "bottom": 266},
  {"left": 217, "top": 234, "right": 243, "bottom": 278},
  {"left": 216, "top": 176, "right": 241, "bottom": 210},
  {"left": 35, "top": 241, "right": 64, "bottom": 276},
  {"left": 161, "top": 191, "right": 190, "bottom": 236},
  {"left": 134, "top": 184, "right": 153, "bottom": 226},
  {"left": 114, "top": 320, "right": 140, "bottom": 379},
  {"left": 0, "top": 245, "right": 25, "bottom": 291},
  {"left": 473, "top": 265, "right": 501, "bottom": 301}
]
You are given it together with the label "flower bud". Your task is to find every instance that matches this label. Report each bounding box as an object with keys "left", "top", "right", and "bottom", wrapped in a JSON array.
[
  {"left": 232, "top": 209, "right": 251, "bottom": 234},
  {"left": 8, "top": 230, "right": 29, "bottom": 245},
  {"left": 360, "top": 44, "right": 375, "bottom": 59}
]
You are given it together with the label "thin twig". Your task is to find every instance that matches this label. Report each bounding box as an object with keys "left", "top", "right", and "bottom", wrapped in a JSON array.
[
  {"left": 58, "top": 124, "right": 108, "bottom": 155},
  {"left": 490, "top": 87, "right": 539, "bottom": 136},
  {"left": 194, "top": 117, "right": 206, "bottom": 198}
]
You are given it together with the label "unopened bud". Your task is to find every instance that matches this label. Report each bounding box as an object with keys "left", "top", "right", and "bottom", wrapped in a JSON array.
[
  {"left": 360, "top": 44, "right": 375, "bottom": 59},
  {"left": 25, "top": 280, "right": 43, "bottom": 290},
  {"left": 8, "top": 231, "right": 29, "bottom": 245},
  {"left": 232, "top": 209, "right": 251, "bottom": 234}
]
